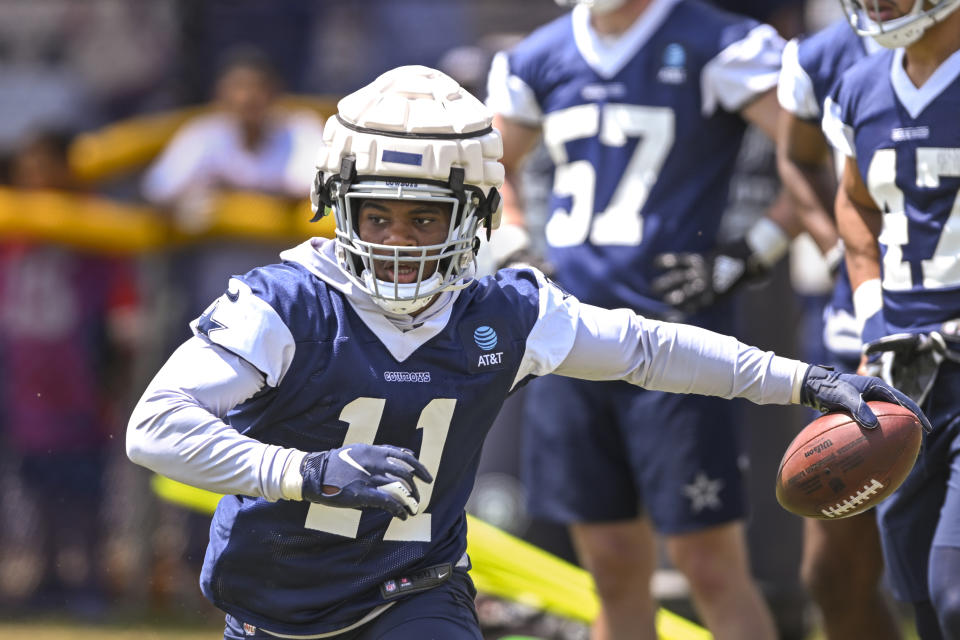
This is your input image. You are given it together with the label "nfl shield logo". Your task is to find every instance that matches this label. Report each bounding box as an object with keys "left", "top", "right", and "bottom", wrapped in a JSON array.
[{"left": 243, "top": 622, "right": 257, "bottom": 635}]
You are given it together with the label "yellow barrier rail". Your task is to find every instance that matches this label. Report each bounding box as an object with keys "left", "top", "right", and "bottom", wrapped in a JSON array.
[
  {"left": 69, "top": 95, "right": 339, "bottom": 183},
  {"left": 0, "top": 188, "right": 334, "bottom": 252}
]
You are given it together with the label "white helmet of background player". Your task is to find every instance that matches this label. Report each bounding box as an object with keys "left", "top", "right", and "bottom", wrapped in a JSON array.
[
  {"left": 554, "top": 0, "right": 627, "bottom": 14},
  {"left": 840, "top": 0, "right": 960, "bottom": 47},
  {"left": 310, "top": 65, "right": 504, "bottom": 315}
]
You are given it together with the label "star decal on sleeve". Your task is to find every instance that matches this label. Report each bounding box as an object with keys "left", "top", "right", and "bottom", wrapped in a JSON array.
[{"left": 196, "top": 301, "right": 226, "bottom": 335}]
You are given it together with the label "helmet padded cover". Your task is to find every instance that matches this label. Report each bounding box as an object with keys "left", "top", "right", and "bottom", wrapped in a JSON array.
[{"left": 315, "top": 65, "right": 504, "bottom": 228}]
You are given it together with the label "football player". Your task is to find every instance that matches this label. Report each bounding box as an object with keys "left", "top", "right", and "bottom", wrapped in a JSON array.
[
  {"left": 486, "top": 0, "right": 799, "bottom": 637},
  {"left": 776, "top": 19, "right": 902, "bottom": 640},
  {"left": 127, "top": 65, "right": 927, "bottom": 640},
  {"left": 824, "top": 0, "right": 960, "bottom": 637}
]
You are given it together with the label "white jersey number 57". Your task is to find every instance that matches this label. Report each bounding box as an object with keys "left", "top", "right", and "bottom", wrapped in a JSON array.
[{"left": 542, "top": 103, "right": 675, "bottom": 248}]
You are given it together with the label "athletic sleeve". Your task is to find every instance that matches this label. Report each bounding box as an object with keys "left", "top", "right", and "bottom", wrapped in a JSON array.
[
  {"left": 546, "top": 303, "right": 806, "bottom": 405},
  {"left": 126, "top": 336, "right": 305, "bottom": 502},
  {"left": 701, "top": 23, "right": 784, "bottom": 116}
]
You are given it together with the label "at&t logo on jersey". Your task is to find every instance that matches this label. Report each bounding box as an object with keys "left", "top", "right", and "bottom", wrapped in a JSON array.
[
  {"left": 473, "top": 326, "right": 498, "bottom": 350},
  {"left": 473, "top": 326, "right": 503, "bottom": 367},
  {"left": 461, "top": 322, "right": 510, "bottom": 373},
  {"left": 658, "top": 43, "right": 687, "bottom": 84}
]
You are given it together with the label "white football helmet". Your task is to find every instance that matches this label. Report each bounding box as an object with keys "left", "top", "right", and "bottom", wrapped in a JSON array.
[
  {"left": 840, "top": 0, "right": 960, "bottom": 47},
  {"left": 554, "top": 0, "right": 628, "bottom": 14},
  {"left": 310, "top": 65, "right": 504, "bottom": 315}
]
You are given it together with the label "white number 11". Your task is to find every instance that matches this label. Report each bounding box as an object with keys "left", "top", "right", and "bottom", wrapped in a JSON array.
[{"left": 303, "top": 397, "right": 455, "bottom": 542}]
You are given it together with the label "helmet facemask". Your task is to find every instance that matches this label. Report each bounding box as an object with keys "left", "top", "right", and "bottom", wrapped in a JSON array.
[
  {"left": 840, "top": 0, "right": 960, "bottom": 47},
  {"left": 309, "top": 65, "right": 505, "bottom": 316},
  {"left": 328, "top": 172, "right": 491, "bottom": 315},
  {"left": 555, "top": 0, "right": 628, "bottom": 14}
]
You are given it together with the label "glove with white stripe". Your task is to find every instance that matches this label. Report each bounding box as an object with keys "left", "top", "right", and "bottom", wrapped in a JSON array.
[
  {"left": 800, "top": 364, "right": 933, "bottom": 432},
  {"left": 300, "top": 444, "right": 433, "bottom": 519}
]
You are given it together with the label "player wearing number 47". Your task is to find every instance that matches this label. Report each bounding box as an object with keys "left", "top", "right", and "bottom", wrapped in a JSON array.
[
  {"left": 823, "top": 0, "right": 960, "bottom": 637},
  {"left": 127, "top": 65, "right": 928, "bottom": 640}
]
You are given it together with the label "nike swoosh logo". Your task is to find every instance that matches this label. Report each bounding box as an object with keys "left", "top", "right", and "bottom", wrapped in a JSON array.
[
  {"left": 437, "top": 571, "right": 448, "bottom": 579},
  {"left": 338, "top": 448, "right": 371, "bottom": 475},
  {"left": 225, "top": 288, "right": 240, "bottom": 303}
]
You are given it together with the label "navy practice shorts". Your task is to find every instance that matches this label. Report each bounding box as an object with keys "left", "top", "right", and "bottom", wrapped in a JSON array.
[
  {"left": 522, "top": 375, "right": 747, "bottom": 533},
  {"left": 223, "top": 570, "right": 481, "bottom": 640},
  {"left": 876, "top": 361, "right": 960, "bottom": 603}
]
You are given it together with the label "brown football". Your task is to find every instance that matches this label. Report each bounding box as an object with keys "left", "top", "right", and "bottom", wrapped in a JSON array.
[{"left": 776, "top": 401, "right": 923, "bottom": 519}]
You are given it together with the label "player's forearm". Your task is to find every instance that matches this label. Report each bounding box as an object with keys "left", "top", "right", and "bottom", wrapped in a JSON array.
[
  {"left": 630, "top": 318, "right": 805, "bottom": 405},
  {"left": 776, "top": 151, "right": 840, "bottom": 255},
  {"left": 553, "top": 304, "right": 805, "bottom": 405},
  {"left": 775, "top": 110, "right": 841, "bottom": 253},
  {"left": 128, "top": 394, "right": 302, "bottom": 501},
  {"left": 498, "top": 173, "right": 527, "bottom": 228},
  {"left": 757, "top": 190, "right": 801, "bottom": 255},
  {"left": 126, "top": 337, "right": 305, "bottom": 502},
  {"left": 835, "top": 168, "right": 882, "bottom": 290},
  {"left": 491, "top": 113, "right": 539, "bottom": 228}
]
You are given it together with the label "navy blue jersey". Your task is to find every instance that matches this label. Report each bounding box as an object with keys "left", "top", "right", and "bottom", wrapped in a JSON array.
[
  {"left": 128, "top": 238, "right": 802, "bottom": 635},
  {"left": 824, "top": 49, "right": 960, "bottom": 335},
  {"left": 196, "top": 263, "right": 542, "bottom": 636},
  {"left": 488, "top": 0, "right": 782, "bottom": 326}
]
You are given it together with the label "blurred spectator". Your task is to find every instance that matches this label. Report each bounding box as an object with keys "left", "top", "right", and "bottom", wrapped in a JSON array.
[
  {"left": 0, "top": 53, "right": 100, "bottom": 157},
  {"left": 141, "top": 45, "right": 323, "bottom": 329},
  {"left": 0, "top": 130, "right": 140, "bottom": 616},
  {"left": 142, "top": 45, "right": 321, "bottom": 224}
]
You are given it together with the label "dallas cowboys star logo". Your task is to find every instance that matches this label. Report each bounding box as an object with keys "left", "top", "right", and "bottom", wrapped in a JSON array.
[
  {"left": 683, "top": 472, "right": 724, "bottom": 513},
  {"left": 196, "top": 301, "right": 226, "bottom": 334}
]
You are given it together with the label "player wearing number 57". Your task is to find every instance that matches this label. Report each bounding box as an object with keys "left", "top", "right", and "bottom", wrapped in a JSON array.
[{"left": 127, "top": 65, "right": 928, "bottom": 640}]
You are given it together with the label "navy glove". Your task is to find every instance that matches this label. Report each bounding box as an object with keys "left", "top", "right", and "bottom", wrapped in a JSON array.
[
  {"left": 651, "top": 239, "right": 768, "bottom": 314},
  {"left": 300, "top": 444, "right": 433, "bottom": 520},
  {"left": 800, "top": 364, "right": 932, "bottom": 433}
]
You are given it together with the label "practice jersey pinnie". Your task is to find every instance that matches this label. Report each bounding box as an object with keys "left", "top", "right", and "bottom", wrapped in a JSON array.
[
  {"left": 823, "top": 50, "right": 960, "bottom": 335},
  {"left": 487, "top": 0, "right": 782, "bottom": 328},
  {"left": 193, "top": 263, "right": 545, "bottom": 636}
]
